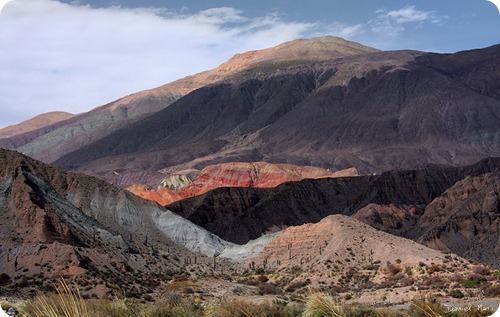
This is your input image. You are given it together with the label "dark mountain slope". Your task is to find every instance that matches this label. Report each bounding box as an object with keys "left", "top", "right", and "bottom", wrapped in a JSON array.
[
  {"left": 54, "top": 44, "right": 500, "bottom": 187},
  {"left": 55, "top": 72, "right": 323, "bottom": 185},
  {"left": 417, "top": 171, "right": 500, "bottom": 267},
  {"left": 260, "top": 49, "right": 500, "bottom": 167},
  {"left": 166, "top": 157, "right": 500, "bottom": 245}
]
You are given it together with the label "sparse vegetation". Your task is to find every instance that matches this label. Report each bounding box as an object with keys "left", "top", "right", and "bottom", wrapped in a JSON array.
[
  {"left": 20, "top": 279, "right": 89, "bottom": 317},
  {"left": 3, "top": 261, "right": 500, "bottom": 317},
  {"left": 5, "top": 275, "right": 498, "bottom": 317}
]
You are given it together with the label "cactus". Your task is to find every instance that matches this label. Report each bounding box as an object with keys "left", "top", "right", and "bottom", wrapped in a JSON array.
[{"left": 250, "top": 261, "right": 256, "bottom": 270}]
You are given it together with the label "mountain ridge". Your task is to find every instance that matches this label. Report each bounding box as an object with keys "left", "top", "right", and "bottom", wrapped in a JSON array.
[
  {"left": 1, "top": 38, "right": 499, "bottom": 189},
  {"left": 0, "top": 36, "right": 377, "bottom": 168},
  {"left": 52, "top": 43, "right": 500, "bottom": 187},
  {"left": 0, "top": 111, "right": 74, "bottom": 139}
]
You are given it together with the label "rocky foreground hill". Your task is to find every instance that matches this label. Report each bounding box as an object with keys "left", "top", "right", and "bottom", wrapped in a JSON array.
[{"left": 0, "top": 149, "right": 241, "bottom": 297}]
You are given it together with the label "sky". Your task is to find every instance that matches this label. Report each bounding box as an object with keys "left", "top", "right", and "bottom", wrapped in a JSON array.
[{"left": 0, "top": 0, "right": 499, "bottom": 129}]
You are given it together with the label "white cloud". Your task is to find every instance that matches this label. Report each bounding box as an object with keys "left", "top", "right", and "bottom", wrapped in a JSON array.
[
  {"left": 0, "top": 0, "right": 314, "bottom": 128},
  {"left": 370, "top": 6, "right": 445, "bottom": 36},
  {"left": 316, "top": 5, "right": 447, "bottom": 46},
  {"left": 383, "top": 6, "right": 436, "bottom": 24}
]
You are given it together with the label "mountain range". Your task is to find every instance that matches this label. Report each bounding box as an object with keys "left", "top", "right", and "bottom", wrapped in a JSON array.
[
  {"left": 1, "top": 36, "right": 498, "bottom": 188},
  {"left": 1, "top": 149, "right": 494, "bottom": 299},
  {"left": 0, "top": 36, "right": 499, "bottom": 303}
]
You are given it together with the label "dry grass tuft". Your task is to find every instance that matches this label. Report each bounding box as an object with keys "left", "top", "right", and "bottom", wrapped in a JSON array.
[
  {"left": 20, "top": 279, "right": 89, "bottom": 317},
  {"left": 302, "top": 292, "right": 345, "bottom": 317}
]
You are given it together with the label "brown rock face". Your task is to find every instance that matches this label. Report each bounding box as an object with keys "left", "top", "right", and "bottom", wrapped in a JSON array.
[
  {"left": 0, "top": 149, "right": 197, "bottom": 295},
  {"left": 417, "top": 172, "right": 500, "bottom": 266},
  {"left": 352, "top": 204, "right": 421, "bottom": 235},
  {"left": 127, "top": 162, "right": 358, "bottom": 205}
]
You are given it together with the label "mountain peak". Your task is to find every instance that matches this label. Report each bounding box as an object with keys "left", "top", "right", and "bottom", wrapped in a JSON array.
[
  {"left": 0, "top": 111, "right": 74, "bottom": 138},
  {"left": 215, "top": 36, "right": 379, "bottom": 73}
]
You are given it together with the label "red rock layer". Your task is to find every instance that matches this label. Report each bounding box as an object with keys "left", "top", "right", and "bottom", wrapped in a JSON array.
[
  {"left": 130, "top": 186, "right": 182, "bottom": 206},
  {"left": 128, "top": 162, "right": 358, "bottom": 206}
]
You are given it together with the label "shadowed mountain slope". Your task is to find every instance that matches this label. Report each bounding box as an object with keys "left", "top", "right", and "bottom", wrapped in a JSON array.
[
  {"left": 53, "top": 43, "right": 500, "bottom": 187},
  {"left": 416, "top": 171, "right": 500, "bottom": 266}
]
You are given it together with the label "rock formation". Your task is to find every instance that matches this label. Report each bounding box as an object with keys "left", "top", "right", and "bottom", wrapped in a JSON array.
[
  {"left": 0, "top": 149, "right": 250, "bottom": 295},
  {"left": 416, "top": 172, "right": 500, "bottom": 266},
  {"left": 128, "top": 162, "right": 358, "bottom": 206}
]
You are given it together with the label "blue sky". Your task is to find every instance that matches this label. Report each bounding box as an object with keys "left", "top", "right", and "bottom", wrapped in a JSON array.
[{"left": 0, "top": 0, "right": 499, "bottom": 128}]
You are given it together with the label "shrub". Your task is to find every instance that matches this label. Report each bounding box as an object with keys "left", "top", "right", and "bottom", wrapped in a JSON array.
[
  {"left": 448, "top": 289, "right": 464, "bottom": 299},
  {"left": 386, "top": 264, "right": 402, "bottom": 277},
  {"left": 399, "top": 277, "right": 415, "bottom": 287},
  {"left": 302, "top": 292, "right": 344, "bottom": 317},
  {"left": 483, "top": 285, "right": 500, "bottom": 296},
  {"left": 256, "top": 274, "right": 269, "bottom": 283},
  {"left": 145, "top": 304, "right": 202, "bottom": 317},
  {"left": 285, "top": 280, "right": 310, "bottom": 292},
  {"left": 423, "top": 274, "right": 443, "bottom": 287},
  {"left": 472, "top": 266, "right": 490, "bottom": 276},
  {"left": 408, "top": 297, "right": 447, "bottom": 317},
  {"left": 205, "top": 300, "right": 302, "bottom": 317},
  {"left": 258, "top": 282, "right": 279, "bottom": 295},
  {"left": 92, "top": 299, "right": 142, "bottom": 317},
  {"left": 450, "top": 273, "right": 463, "bottom": 283},
  {"left": 426, "top": 264, "right": 443, "bottom": 275},
  {"left": 463, "top": 277, "right": 485, "bottom": 288}
]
